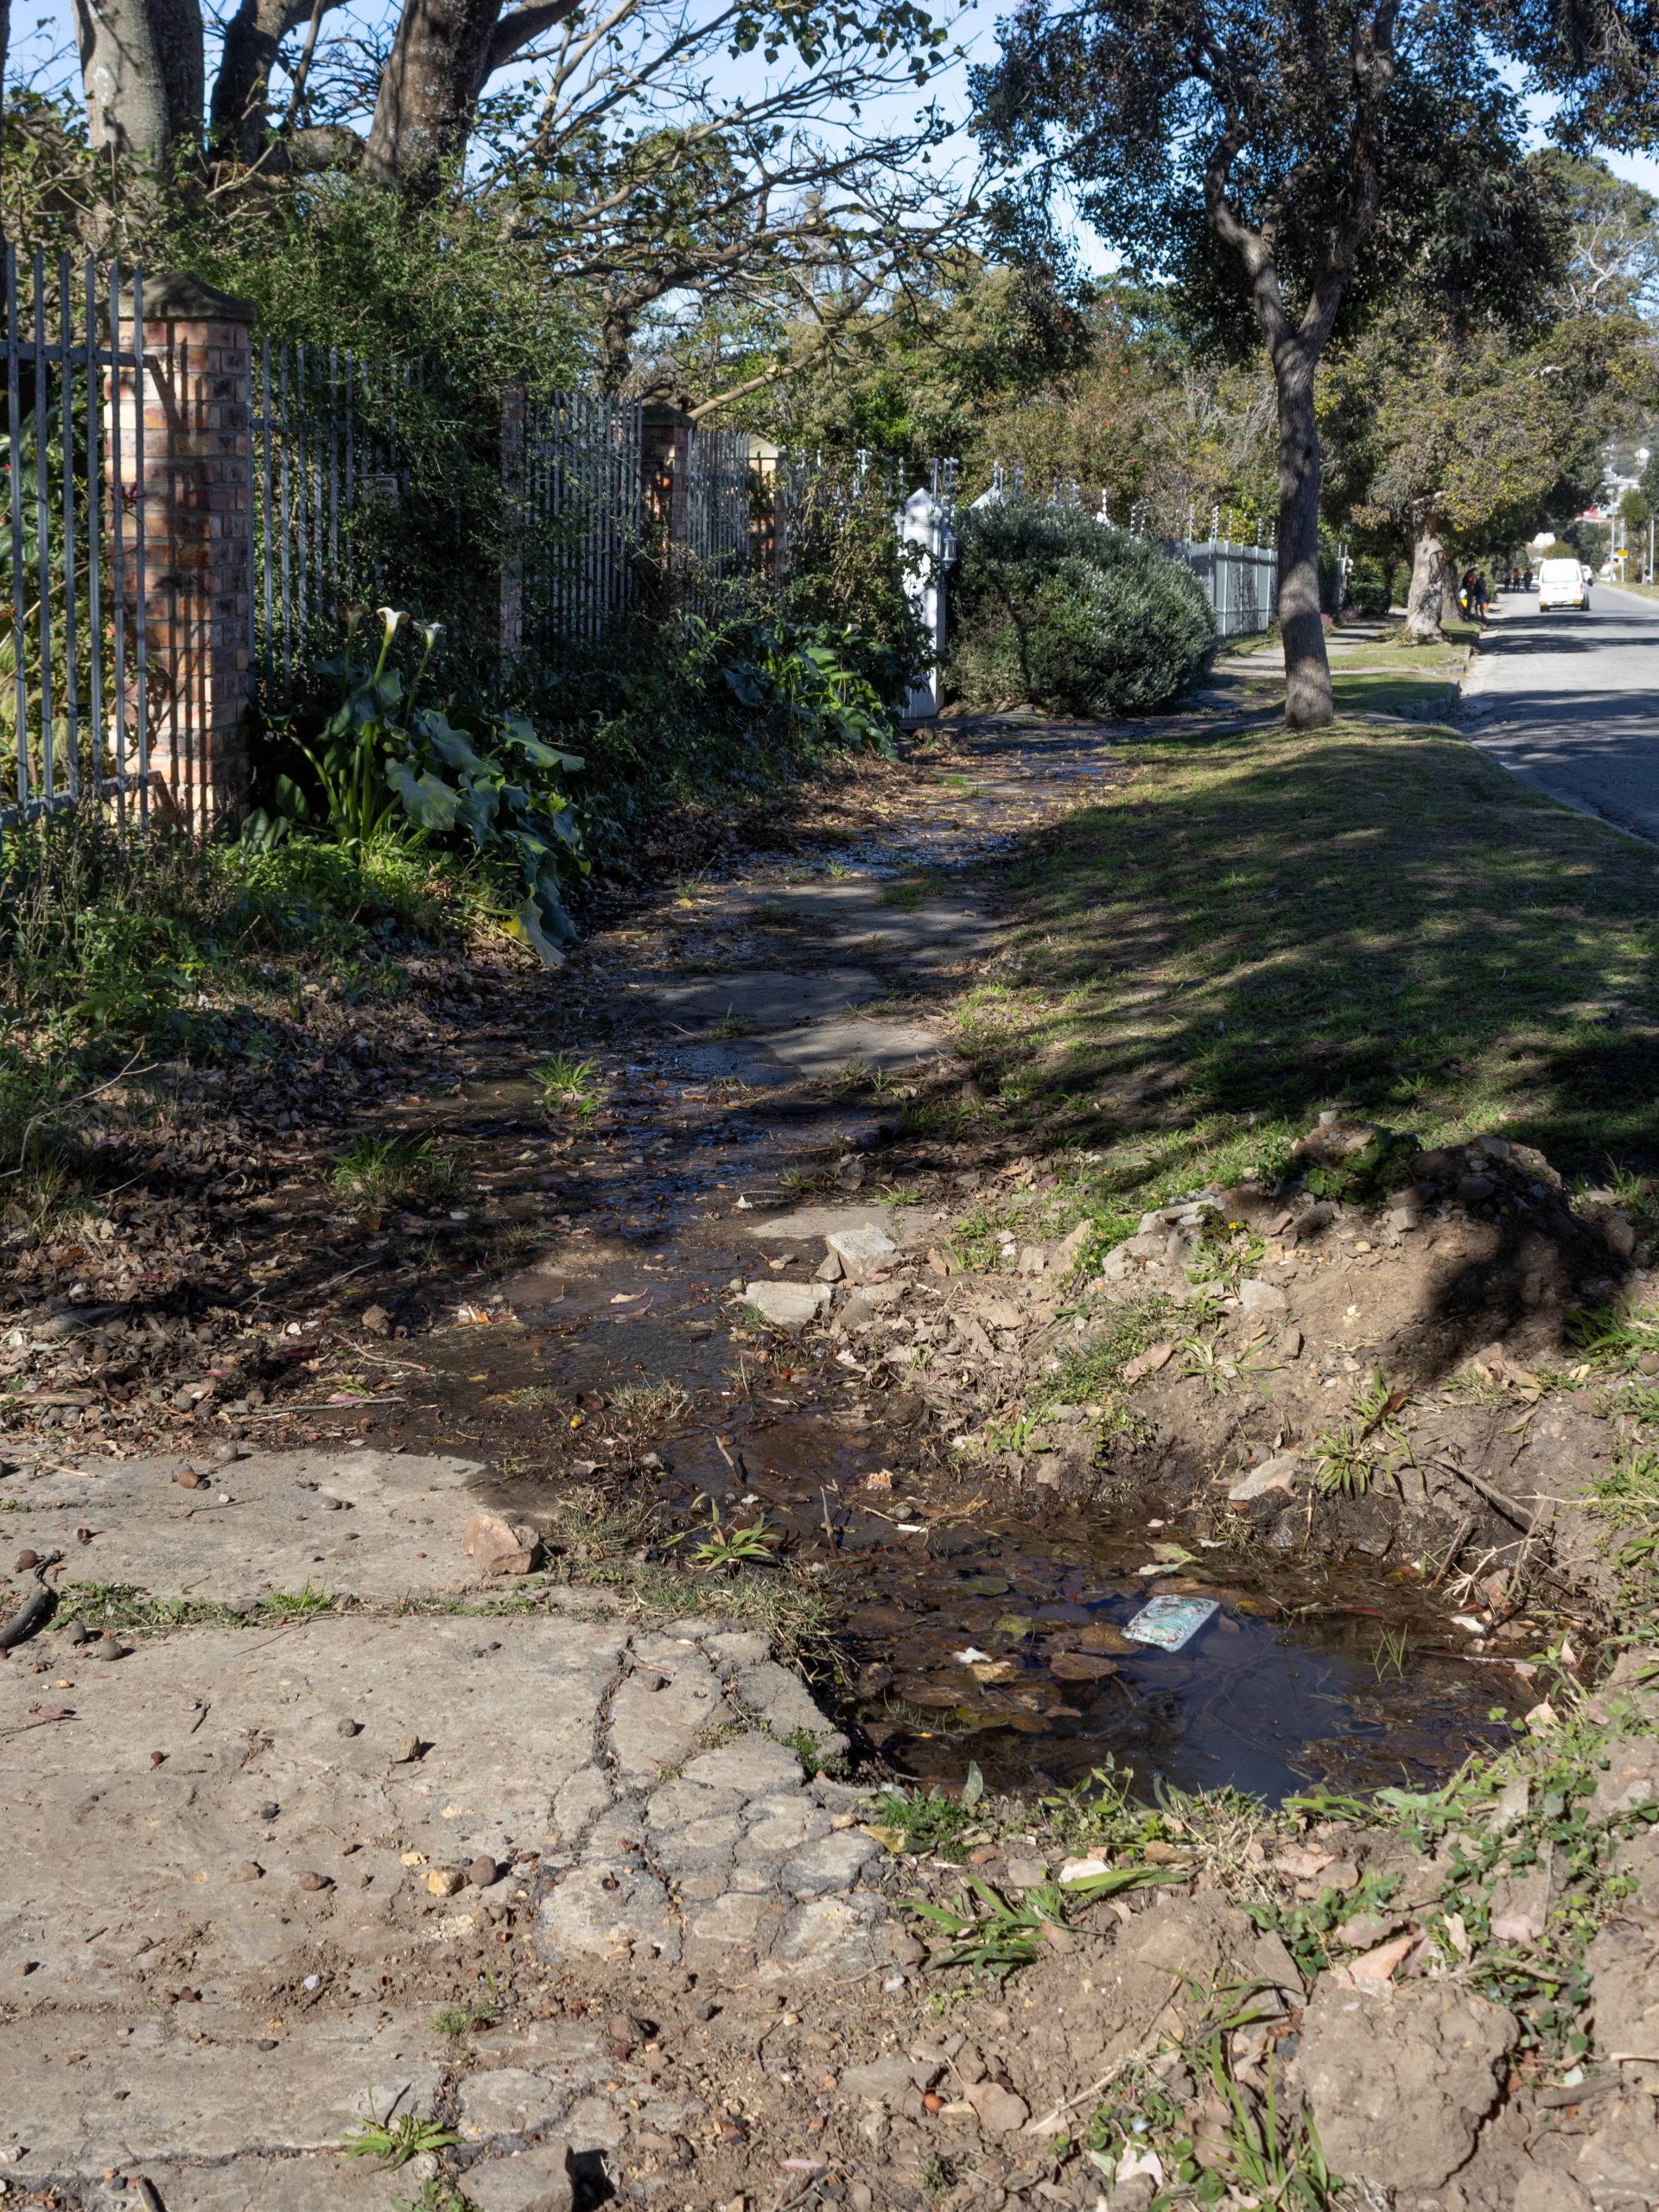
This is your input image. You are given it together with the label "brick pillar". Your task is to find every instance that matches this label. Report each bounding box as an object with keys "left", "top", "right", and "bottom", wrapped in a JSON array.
[
  {"left": 641, "top": 403, "right": 690, "bottom": 560},
  {"left": 109, "top": 271, "right": 257, "bottom": 832},
  {"left": 499, "top": 378, "right": 526, "bottom": 660}
]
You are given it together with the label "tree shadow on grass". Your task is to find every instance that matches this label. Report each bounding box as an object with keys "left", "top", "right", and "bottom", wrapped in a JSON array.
[{"left": 940, "top": 716, "right": 1658, "bottom": 1370}]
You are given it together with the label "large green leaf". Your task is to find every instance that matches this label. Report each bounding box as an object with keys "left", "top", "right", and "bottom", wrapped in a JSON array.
[{"left": 386, "top": 757, "right": 464, "bottom": 831}]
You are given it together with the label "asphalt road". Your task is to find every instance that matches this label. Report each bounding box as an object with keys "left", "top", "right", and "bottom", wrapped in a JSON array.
[{"left": 1465, "top": 582, "right": 1659, "bottom": 842}]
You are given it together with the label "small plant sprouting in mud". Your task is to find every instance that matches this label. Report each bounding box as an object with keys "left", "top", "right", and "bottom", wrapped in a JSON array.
[
  {"left": 532, "top": 1052, "right": 598, "bottom": 1114},
  {"left": 1312, "top": 1367, "right": 1409, "bottom": 1496},
  {"left": 332, "top": 1133, "right": 454, "bottom": 1204},
  {"left": 1371, "top": 1624, "right": 1410, "bottom": 1681},
  {"left": 868, "top": 1764, "right": 988, "bottom": 1859},
  {"left": 680, "top": 1498, "right": 779, "bottom": 1570},
  {"left": 709, "top": 1004, "right": 753, "bottom": 1039},
  {"left": 918, "top": 2155, "right": 961, "bottom": 2199},
  {"left": 340, "top": 2094, "right": 458, "bottom": 2170}
]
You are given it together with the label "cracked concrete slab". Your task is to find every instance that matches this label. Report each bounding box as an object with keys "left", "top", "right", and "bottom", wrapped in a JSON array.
[
  {"left": 6, "top": 1446, "right": 492, "bottom": 1608},
  {"left": 0, "top": 1573, "right": 887, "bottom": 2201}
]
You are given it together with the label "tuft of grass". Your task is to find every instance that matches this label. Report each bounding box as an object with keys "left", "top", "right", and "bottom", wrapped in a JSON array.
[
  {"left": 607, "top": 1378, "right": 690, "bottom": 1430},
  {"left": 261, "top": 1580, "right": 336, "bottom": 1618},
  {"left": 531, "top": 1052, "right": 598, "bottom": 1114},
  {"left": 905, "top": 1864, "right": 1177, "bottom": 1974},
  {"left": 332, "top": 1133, "right": 454, "bottom": 1204}
]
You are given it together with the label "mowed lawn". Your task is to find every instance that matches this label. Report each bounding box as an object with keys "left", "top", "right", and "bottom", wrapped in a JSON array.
[{"left": 938, "top": 714, "right": 1659, "bottom": 1215}]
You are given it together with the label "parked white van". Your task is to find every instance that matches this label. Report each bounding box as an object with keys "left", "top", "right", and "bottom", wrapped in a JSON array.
[{"left": 1538, "top": 556, "right": 1590, "bottom": 610}]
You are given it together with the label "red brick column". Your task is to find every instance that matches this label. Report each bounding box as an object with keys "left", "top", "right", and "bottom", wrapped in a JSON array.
[
  {"left": 642, "top": 403, "right": 690, "bottom": 559},
  {"left": 109, "top": 272, "right": 257, "bottom": 831}
]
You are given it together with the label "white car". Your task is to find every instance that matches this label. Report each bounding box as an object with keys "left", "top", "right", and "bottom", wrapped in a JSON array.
[{"left": 1537, "top": 556, "right": 1590, "bottom": 610}]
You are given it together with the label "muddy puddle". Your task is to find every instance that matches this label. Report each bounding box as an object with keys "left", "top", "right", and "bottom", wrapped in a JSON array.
[
  {"left": 418, "top": 1249, "right": 1530, "bottom": 1810},
  {"left": 391, "top": 738, "right": 1541, "bottom": 1813}
]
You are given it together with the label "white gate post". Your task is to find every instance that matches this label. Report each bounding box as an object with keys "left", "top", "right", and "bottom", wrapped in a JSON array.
[{"left": 897, "top": 484, "right": 955, "bottom": 722}]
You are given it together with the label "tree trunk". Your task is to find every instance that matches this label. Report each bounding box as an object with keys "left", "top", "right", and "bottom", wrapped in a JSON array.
[
  {"left": 1402, "top": 517, "right": 1447, "bottom": 644},
  {"left": 364, "top": 0, "right": 502, "bottom": 189},
  {"left": 1271, "top": 336, "right": 1332, "bottom": 729},
  {"left": 210, "top": 0, "right": 312, "bottom": 161},
  {"left": 74, "top": 0, "right": 203, "bottom": 166}
]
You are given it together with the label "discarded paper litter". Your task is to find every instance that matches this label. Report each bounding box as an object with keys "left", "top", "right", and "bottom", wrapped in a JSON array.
[{"left": 1123, "top": 1594, "right": 1219, "bottom": 1652}]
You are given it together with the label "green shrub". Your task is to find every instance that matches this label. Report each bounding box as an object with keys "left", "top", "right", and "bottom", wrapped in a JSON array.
[
  {"left": 947, "top": 499, "right": 1214, "bottom": 717},
  {"left": 1347, "top": 555, "right": 1402, "bottom": 617}
]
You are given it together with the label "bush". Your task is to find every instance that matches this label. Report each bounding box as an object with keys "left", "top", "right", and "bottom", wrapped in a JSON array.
[
  {"left": 947, "top": 499, "right": 1214, "bottom": 717},
  {"left": 1347, "top": 555, "right": 1402, "bottom": 617}
]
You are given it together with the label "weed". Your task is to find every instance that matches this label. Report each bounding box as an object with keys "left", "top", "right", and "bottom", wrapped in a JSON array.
[
  {"left": 1565, "top": 1300, "right": 1659, "bottom": 1366},
  {"left": 532, "top": 1053, "right": 598, "bottom": 1114},
  {"left": 680, "top": 1498, "right": 779, "bottom": 1569},
  {"left": 340, "top": 2097, "right": 458, "bottom": 2171},
  {"left": 905, "top": 1865, "right": 1178, "bottom": 1973},
  {"left": 918, "top": 2155, "right": 960, "bottom": 2198},
  {"left": 710, "top": 1005, "right": 753, "bottom": 1038},
  {"left": 429, "top": 2005, "right": 472, "bottom": 2038},
  {"left": 870, "top": 1783, "right": 980, "bottom": 1859},
  {"left": 883, "top": 880, "right": 927, "bottom": 911},
  {"left": 1371, "top": 1625, "right": 1410, "bottom": 1681},
  {"left": 1312, "top": 1368, "right": 1407, "bottom": 1496},
  {"left": 261, "top": 1581, "right": 336, "bottom": 1618},
  {"left": 391, "top": 2185, "right": 470, "bottom": 2212},
  {"left": 776, "top": 1725, "right": 849, "bottom": 1778},
  {"left": 332, "top": 1134, "right": 454, "bottom": 1204}
]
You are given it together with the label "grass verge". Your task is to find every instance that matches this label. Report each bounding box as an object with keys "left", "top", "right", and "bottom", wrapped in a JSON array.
[{"left": 944, "top": 712, "right": 1659, "bottom": 1213}]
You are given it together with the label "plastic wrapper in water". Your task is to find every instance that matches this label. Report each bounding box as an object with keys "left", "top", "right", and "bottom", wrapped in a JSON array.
[{"left": 1124, "top": 1594, "right": 1220, "bottom": 1652}]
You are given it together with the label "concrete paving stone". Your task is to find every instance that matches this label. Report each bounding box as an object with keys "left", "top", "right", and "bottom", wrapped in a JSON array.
[
  {"left": 783, "top": 1831, "right": 880, "bottom": 1896},
  {"left": 8, "top": 1447, "right": 494, "bottom": 1608},
  {"left": 701, "top": 1630, "right": 771, "bottom": 1673},
  {"left": 608, "top": 1646, "right": 722, "bottom": 1786},
  {"left": 98, "top": 2154, "right": 417, "bottom": 2210},
  {"left": 735, "top": 1797, "right": 834, "bottom": 1860},
  {"left": 457, "top": 2066, "right": 582, "bottom": 2142},
  {"left": 647, "top": 1813, "right": 745, "bottom": 1872},
  {"left": 0, "top": 2010, "right": 444, "bottom": 2173},
  {"left": 0, "top": 1617, "right": 621, "bottom": 2000},
  {"left": 766, "top": 1895, "right": 885, "bottom": 1980},
  {"left": 677, "top": 1738, "right": 807, "bottom": 1797},
  {"left": 643, "top": 1774, "right": 750, "bottom": 1828},
  {"left": 732, "top": 1656, "right": 847, "bottom": 1745},
  {"left": 683, "top": 1891, "right": 787, "bottom": 1960},
  {"left": 458, "top": 2141, "right": 575, "bottom": 2212},
  {"left": 742, "top": 1278, "right": 832, "bottom": 1330},
  {"left": 745, "top": 1203, "right": 938, "bottom": 1249},
  {"left": 536, "top": 1866, "right": 683, "bottom": 1965},
  {"left": 551, "top": 1762, "right": 613, "bottom": 1841}
]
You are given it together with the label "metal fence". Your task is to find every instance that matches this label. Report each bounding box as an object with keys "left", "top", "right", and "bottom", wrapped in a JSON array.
[
  {"left": 684, "top": 426, "right": 753, "bottom": 575},
  {"left": 1170, "top": 533, "right": 1279, "bottom": 639},
  {"left": 250, "top": 341, "right": 418, "bottom": 692},
  {"left": 524, "top": 391, "right": 642, "bottom": 645},
  {"left": 0, "top": 249, "right": 154, "bottom": 830}
]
